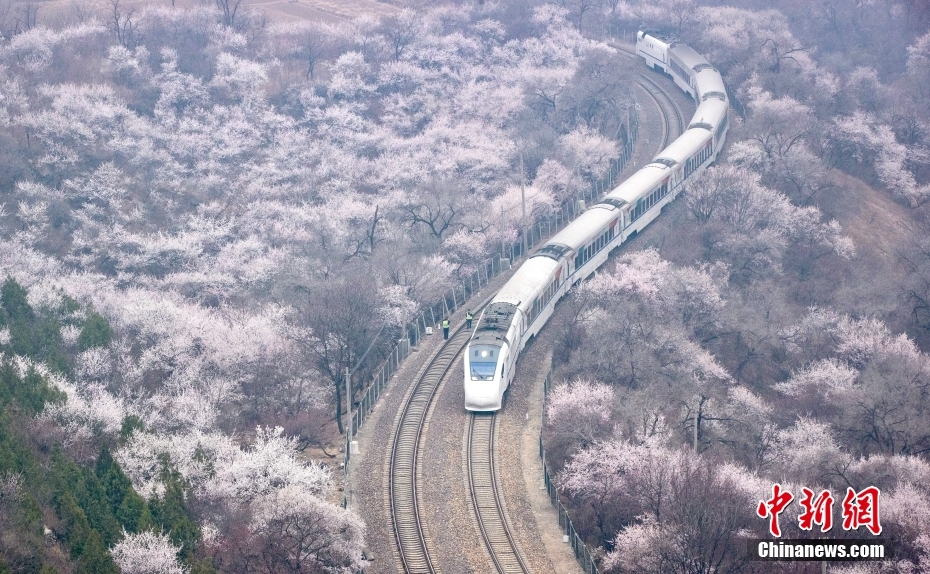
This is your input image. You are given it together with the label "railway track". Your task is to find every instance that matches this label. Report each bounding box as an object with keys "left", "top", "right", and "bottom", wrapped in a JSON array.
[
  {"left": 387, "top": 43, "right": 687, "bottom": 574},
  {"left": 468, "top": 413, "right": 532, "bottom": 574},
  {"left": 636, "top": 75, "right": 685, "bottom": 149},
  {"left": 614, "top": 40, "right": 687, "bottom": 150},
  {"left": 389, "top": 324, "right": 471, "bottom": 574}
]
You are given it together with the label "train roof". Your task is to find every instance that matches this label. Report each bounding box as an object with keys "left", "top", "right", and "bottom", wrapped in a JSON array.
[
  {"left": 694, "top": 72, "right": 727, "bottom": 100},
  {"left": 540, "top": 207, "right": 618, "bottom": 252},
  {"left": 604, "top": 164, "right": 671, "bottom": 205},
  {"left": 493, "top": 256, "right": 560, "bottom": 313},
  {"left": 638, "top": 31, "right": 673, "bottom": 48},
  {"left": 653, "top": 129, "right": 714, "bottom": 165},
  {"left": 471, "top": 301, "right": 518, "bottom": 346},
  {"left": 689, "top": 98, "right": 729, "bottom": 127},
  {"left": 669, "top": 44, "right": 711, "bottom": 72}
]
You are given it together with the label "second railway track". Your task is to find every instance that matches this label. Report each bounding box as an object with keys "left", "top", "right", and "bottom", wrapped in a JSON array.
[
  {"left": 636, "top": 74, "right": 685, "bottom": 148},
  {"left": 390, "top": 325, "right": 471, "bottom": 573},
  {"left": 468, "top": 413, "right": 532, "bottom": 574}
]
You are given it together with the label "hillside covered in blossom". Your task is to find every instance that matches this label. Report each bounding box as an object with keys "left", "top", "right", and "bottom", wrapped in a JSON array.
[
  {"left": 542, "top": 1, "right": 930, "bottom": 573},
  {"left": 3, "top": 0, "right": 930, "bottom": 571},
  {"left": 0, "top": 1, "right": 636, "bottom": 571}
]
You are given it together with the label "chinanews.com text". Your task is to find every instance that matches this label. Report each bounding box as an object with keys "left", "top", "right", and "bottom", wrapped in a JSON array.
[{"left": 748, "top": 539, "right": 890, "bottom": 561}]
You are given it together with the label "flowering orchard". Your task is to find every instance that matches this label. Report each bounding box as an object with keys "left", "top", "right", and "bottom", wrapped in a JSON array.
[
  {"left": 0, "top": 2, "right": 640, "bottom": 571},
  {"left": 545, "top": 3, "right": 930, "bottom": 571}
]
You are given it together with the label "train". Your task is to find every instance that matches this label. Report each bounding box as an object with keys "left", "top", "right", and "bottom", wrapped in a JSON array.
[{"left": 463, "top": 31, "right": 729, "bottom": 411}]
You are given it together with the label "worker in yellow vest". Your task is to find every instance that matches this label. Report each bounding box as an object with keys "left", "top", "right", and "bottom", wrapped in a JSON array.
[
  {"left": 442, "top": 318, "right": 450, "bottom": 340},
  {"left": 465, "top": 310, "right": 473, "bottom": 330}
]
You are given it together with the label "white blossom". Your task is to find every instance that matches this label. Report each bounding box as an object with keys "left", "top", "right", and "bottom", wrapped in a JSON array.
[{"left": 110, "top": 530, "right": 188, "bottom": 574}]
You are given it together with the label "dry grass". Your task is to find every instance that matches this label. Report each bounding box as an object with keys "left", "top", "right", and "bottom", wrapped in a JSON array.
[{"left": 817, "top": 169, "right": 917, "bottom": 260}]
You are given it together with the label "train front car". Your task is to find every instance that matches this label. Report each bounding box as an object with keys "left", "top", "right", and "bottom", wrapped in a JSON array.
[
  {"left": 464, "top": 302, "right": 520, "bottom": 411},
  {"left": 636, "top": 31, "right": 672, "bottom": 76}
]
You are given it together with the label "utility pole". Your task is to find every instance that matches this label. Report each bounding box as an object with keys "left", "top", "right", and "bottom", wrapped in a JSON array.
[
  {"left": 520, "top": 152, "right": 527, "bottom": 256},
  {"left": 500, "top": 205, "right": 505, "bottom": 259},
  {"left": 346, "top": 365, "right": 351, "bottom": 446},
  {"left": 345, "top": 364, "right": 351, "bottom": 507}
]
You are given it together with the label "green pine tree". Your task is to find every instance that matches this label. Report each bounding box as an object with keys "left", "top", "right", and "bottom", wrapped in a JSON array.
[
  {"left": 77, "top": 311, "right": 113, "bottom": 352},
  {"left": 149, "top": 457, "right": 201, "bottom": 560},
  {"left": 96, "top": 447, "right": 152, "bottom": 533}
]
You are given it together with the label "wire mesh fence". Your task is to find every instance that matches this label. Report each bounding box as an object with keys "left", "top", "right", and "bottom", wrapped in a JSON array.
[{"left": 541, "top": 368, "right": 601, "bottom": 574}]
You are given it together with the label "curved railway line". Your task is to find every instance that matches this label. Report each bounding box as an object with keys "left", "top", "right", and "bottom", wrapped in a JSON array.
[
  {"left": 389, "top": 324, "right": 471, "bottom": 574},
  {"left": 620, "top": 39, "right": 687, "bottom": 149},
  {"left": 468, "top": 414, "right": 532, "bottom": 574},
  {"left": 387, "top": 45, "right": 687, "bottom": 574},
  {"left": 636, "top": 75, "right": 685, "bottom": 148}
]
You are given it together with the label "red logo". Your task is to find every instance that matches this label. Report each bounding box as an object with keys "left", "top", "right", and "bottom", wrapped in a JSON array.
[
  {"left": 757, "top": 484, "right": 794, "bottom": 537},
  {"left": 842, "top": 487, "right": 882, "bottom": 535},
  {"left": 757, "top": 485, "right": 882, "bottom": 537},
  {"left": 798, "top": 488, "right": 834, "bottom": 533}
]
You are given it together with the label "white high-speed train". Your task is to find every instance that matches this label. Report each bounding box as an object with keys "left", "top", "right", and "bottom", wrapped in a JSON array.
[{"left": 464, "top": 32, "right": 729, "bottom": 411}]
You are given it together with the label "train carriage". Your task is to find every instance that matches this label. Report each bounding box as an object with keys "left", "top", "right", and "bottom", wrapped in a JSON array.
[{"left": 464, "top": 32, "right": 730, "bottom": 411}]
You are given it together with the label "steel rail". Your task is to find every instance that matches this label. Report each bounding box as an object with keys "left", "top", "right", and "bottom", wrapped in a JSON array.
[
  {"left": 468, "top": 413, "right": 532, "bottom": 574},
  {"left": 389, "top": 324, "right": 472, "bottom": 574}
]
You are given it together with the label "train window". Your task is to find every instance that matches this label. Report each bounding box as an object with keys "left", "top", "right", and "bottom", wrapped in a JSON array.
[
  {"left": 669, "top": 57, "right": 689, "bottom": 82},
  {"left": 716, "top": 114, "right": 728, "bottom": 140}
]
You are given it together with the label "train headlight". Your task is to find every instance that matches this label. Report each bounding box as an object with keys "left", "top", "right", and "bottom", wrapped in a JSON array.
[{"left": 481, "top": 350, "right": 488, "bottom": 357}]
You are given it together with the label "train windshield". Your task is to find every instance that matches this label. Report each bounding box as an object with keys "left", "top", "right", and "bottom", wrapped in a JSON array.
[{"left": 470, "top": 345, "right": 500, "bottom": 380}]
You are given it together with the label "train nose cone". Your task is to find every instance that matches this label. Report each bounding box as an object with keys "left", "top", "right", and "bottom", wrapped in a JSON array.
[{"left": 466, "top": 383, "right": 501, "bottom": 411}]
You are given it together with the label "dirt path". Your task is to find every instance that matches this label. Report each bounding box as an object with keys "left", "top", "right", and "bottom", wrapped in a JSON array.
[
  {"left": 291, "top": 0, "right": 400, "bottom": 20},
  {"left": 35, "top": 0, "right": 400, "bottom": 27}
]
